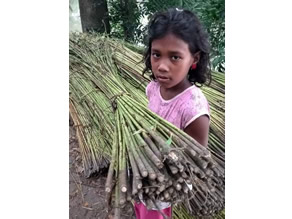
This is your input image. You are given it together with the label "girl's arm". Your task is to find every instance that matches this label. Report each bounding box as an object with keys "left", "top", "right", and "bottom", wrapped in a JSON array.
[{"left": 184, "top": 115, "right": 209, "bottom": 147}]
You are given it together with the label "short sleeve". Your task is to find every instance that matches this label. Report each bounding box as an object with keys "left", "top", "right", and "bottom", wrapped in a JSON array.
[
  {"left": 145, "top": 81, "right": 155, "bottom": 100},
  {"left": 182, "top": 90, "right": 210, "bottom": 129}
]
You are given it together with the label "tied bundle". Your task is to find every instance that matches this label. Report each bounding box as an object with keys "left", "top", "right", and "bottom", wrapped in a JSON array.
[
  {"left": 69, "top": 33, "right": 225, "bottom": 218},
  {"left": 106, "top": 99, "right": 224, "bottom": 217}
]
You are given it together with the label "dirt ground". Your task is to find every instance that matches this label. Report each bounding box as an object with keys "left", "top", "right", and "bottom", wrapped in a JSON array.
[{"left": 69, "top": 123, "right": 135, "bottom": 219}]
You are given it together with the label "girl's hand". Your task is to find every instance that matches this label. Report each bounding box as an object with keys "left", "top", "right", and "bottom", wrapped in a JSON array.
[{"left": 184, "top": 115, "right": 209, "bottom": 147}]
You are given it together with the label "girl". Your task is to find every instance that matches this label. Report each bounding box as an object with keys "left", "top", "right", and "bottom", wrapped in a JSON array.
[{"left": 134, "top": 8, "right": 211, "bottom": 219}]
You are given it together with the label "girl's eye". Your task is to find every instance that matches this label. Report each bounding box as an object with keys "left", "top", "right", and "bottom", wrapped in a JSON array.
[
  {"left": 171, "top": 56, "right": 181, "bottom": 61},
  {"left": 152, "top": 53, "right": 160, "bottom": 58}
]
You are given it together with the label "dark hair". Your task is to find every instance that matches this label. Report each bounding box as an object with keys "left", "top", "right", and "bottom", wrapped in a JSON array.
[{"left": 143, "top": 8, "right": 211, "bottom": 86}]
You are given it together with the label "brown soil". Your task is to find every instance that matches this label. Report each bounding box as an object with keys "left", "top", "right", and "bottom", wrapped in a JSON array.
[{"left": 69, "top": 123, "right": 135, "bottom": 219}]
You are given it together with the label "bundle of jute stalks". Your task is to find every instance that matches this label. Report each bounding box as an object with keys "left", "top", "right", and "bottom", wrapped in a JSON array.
[
  {"left": 106, "top": 100, "right": 224, "bottom": 217},
  {"left": 69, "top": 33, "right": 224, "bottom": 217}
]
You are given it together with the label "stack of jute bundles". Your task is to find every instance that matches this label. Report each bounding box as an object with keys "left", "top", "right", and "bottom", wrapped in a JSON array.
[{"left": 69, "top": 33, "right": 225, "bottom": 218}]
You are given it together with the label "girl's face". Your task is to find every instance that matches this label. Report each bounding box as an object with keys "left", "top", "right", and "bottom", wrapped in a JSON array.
[{"left": 150, "top": 33, "right": 195, "bottom": 89}]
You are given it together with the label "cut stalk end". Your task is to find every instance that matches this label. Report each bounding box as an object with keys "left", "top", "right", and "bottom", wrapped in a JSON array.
[{"left": 121, "top": 187, "right": 127, "bottom": 193}]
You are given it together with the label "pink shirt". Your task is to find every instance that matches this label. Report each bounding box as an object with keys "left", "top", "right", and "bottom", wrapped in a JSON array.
[{"left": 146, "top": 81, "right": 210, "bottom": 130}]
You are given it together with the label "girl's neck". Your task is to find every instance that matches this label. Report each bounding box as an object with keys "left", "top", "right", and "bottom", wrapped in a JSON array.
[{"left": 160, "top": 79, "right": 192, "bottom": 100}]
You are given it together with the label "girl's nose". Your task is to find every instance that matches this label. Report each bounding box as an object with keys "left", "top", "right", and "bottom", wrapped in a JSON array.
[{"left": 157, "top": 62, "right": 169, "bottom": 72}]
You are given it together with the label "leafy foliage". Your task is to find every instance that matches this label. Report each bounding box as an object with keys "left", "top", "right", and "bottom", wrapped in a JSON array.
[
  {"left": 108, "top": 0, "right": 142, "bottom": 43},
  {"left": 183, "top": 0, "right": 225, "bottom": 72}
]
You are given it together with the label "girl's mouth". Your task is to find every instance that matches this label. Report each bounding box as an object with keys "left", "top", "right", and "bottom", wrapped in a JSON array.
[{"left": 157, "top": 75, "right": 170, "bottom": 83}]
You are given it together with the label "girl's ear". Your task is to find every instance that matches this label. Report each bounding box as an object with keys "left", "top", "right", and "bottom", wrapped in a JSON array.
[{"left": 193, "top": 51, "right": 201, "bottom": 64}]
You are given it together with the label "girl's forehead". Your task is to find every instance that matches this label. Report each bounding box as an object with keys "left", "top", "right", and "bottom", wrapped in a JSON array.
[{"left": 151, "top": 34, "right": 190, "bottom": 53}]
